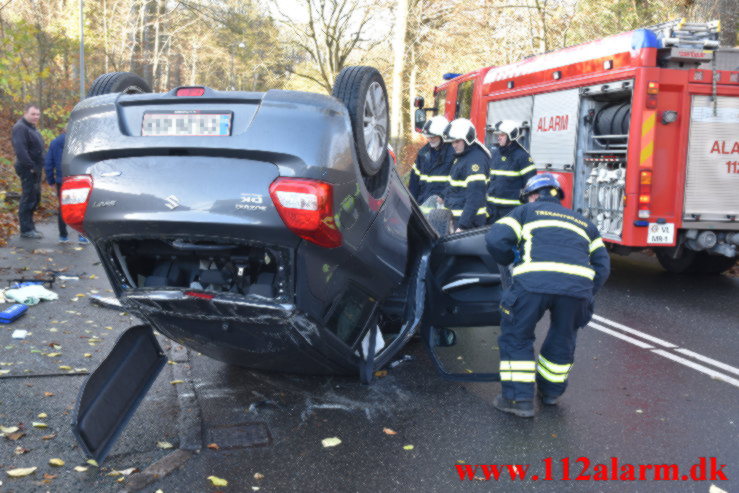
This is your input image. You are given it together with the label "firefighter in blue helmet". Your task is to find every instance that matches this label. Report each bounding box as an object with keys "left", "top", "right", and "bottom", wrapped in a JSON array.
[
  {"left": 442, "top": 118, "right": 490, "bottom": 231},
  {"left": 409, "top": 116, "right": 455, "bottom": 205},
  {"left": 487, "top": 120, "right": 537, "bottom": 223},
  {"left": 485, "top": 173, "right": 610, "bottom": 417}
]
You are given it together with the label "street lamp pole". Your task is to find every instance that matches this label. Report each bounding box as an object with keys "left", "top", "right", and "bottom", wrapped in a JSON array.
[{"left": 79, "top": 0, "right": 85, "bottom": 99}]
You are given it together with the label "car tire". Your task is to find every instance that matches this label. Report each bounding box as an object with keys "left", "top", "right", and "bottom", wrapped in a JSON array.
[
  {"left": 87, "top": 72, "right": 151, "bottom": 98},
  {"left": 332, "top": 66, "right": 389, "bottom": 177},
  {"left": 655, "top": 247, "right": 698, "bottom": 274},
  {"left": 427, "top": 208, "right": 453, "bottom": 236}
]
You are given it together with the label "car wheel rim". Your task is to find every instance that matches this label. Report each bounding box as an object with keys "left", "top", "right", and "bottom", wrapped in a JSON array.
[{"left": 363, "top": 81, "right": 387, "bottom": 163}]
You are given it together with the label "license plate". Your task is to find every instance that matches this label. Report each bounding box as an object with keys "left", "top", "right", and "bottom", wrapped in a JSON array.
[
  {"left": 142, "top": 111, "right": 232, "bottom": 136},
  {"left": 647, "top": 223, "right": 674, "bottom": 244}
]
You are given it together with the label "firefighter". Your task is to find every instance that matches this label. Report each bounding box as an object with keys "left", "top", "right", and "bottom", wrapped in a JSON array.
[
  {"left": 485, "top": 173, "right": 610, "bottom": 417},
  {"left": 408, "top": 115, "right": 454, "bottom": 206},
  {"left": 487, "top": 120, "right": 537, "bottom": 223},
  {"left": 442, "top": 118, "right": 490, "bottom": 231}
]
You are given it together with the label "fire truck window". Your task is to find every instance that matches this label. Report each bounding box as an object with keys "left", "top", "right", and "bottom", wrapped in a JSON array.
[
  {"left": 434, "top": 90, "right": 447, "bottom": 117},
  {"left": 456, "top": 81, "right": 474, "bottom": 119}
]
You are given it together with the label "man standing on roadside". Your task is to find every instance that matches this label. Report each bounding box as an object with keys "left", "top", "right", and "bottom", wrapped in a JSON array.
[
  {"left": 11, "top": 104, "right": 45, "bottom": 239},
  {"left": 44, "top": 127, "right": 69, "bottom": 243}
]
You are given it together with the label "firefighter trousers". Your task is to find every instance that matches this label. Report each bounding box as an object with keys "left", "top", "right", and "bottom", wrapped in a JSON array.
[{"left": 498, "top": 285, "right": 592, "bottom": 401}]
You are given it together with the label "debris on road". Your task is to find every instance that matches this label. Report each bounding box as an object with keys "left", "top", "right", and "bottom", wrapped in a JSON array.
[
  {"left": 208, "top": 475, "right": 228, "bottom": 486},
  {"left": 321, "top": 437, "right": 342, "bottom": 448},
  {"left": 0, "top": 304, "right": 28, "bottom": 324},
  {"left": 11, "top": 329, "right": 27, "bottom": 339},
  {"left": 5, "top": 285, "right": 58, "bottom": 305}
]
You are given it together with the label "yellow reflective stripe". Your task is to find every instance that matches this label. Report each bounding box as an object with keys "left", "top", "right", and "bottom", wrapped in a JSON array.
[
  {"left": 536, "top": 365, "right": 568, "bottom": 383},
  {"left": 512, "top": 261, "right": 595, "bottom": 279},
  {"left": 490, "top": 169, "right": 521, "bottom": 177},
  {"left": 450, "top": 207, "right": 488, "bottom": 217},
  {"left": 419, "top": 175, "right": 449, "bottom": 183},
  {"left": 449, "top": 173, "right": 487, "bottom": 187},
  {"left": 500, "top": 360, "right": 536, "bottom": 371},
  {"left": 589, "top": 237, "right": 605, "bottom": 252},
  {"left": 522, "top": 220, "right": 590, "bottom": 243},
  {"left": 411, "top": 164, "right": 420, "bottom": 175},
  {"left": 519, "top": 164, "right": 536, "bottom": 175},
  {"left": 496, "top": 216, "right": 522, "bottom": 240},
  {"left": 487, "top": 196, "right": 521, "bottom": 205},
  {"left": 500, "top": 372, "right": 536, "bottom": 382},
  {"left": 538, "top": 355, "right": 572, "bottom": 374}
]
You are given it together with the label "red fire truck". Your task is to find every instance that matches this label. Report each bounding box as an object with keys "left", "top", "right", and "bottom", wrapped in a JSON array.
[{"left": 415, "top": 20, "right": 738, "bottom": 274}]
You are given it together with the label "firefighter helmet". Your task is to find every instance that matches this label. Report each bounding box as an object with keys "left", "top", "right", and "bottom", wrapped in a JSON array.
[
  {"left": 421, "top": 115, "right": 449, "bottom": 138},
  {"left": 520, "top": 173, "right": 564, "bottom": 202},
  {"left": 443, "top": 118, "right": 477, "bottom": 145},
  {"left": 493, "top": 120, "right": 522, "bottom": 141}
]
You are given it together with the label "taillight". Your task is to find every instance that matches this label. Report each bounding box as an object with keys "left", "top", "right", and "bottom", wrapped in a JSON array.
[
  {"left": 175, "top": 87, "right": 205, "bottom": 96},
  {"left": 646, "top": 81, "right": 658, "bottom": 109},
  {"left": 269, "top": 178, "right": 342, "bottom": 248},
  {"left": 61, "top": 175, "right": 93, "bottom": 233},
  {"left": 638, "top": 169, "right": 652, "bottom": 218}
]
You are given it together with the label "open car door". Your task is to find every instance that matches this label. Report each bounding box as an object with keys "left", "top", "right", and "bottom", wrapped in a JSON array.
[{"left": 422, "top": 227, "right": 503, "bottom": 382}]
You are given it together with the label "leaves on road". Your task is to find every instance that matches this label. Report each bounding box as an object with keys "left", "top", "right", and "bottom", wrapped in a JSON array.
[
  {"left": 208, "top": 475, "right": 228, "bottom": 486},
  {"left": 157, "top": 441, "right": 174, "bottom": 449},
  {"left": 321, "top": 437, "right": 341, "bottom": 448},
  {"left": 383, "top": 428, "right": 397, "bottom": 435},
  {"left": 41, "top": 433, "right": 56, "bottom": 440},
  {"left": 254, "top": 472, "right": 264, "bottom": 480},
  {"left": 37, "top": 413, "right": 47, "bottom": 418},
  {"left": 49, "top": 458, "right": 65, "bottom": 467},
  {"left": 31, "top": 422, "right": 47, "bottom": 428},
  {"left": 74, "top": 466, "right": 88, "bottom": 472},
  {"left": 207, "top": 443, "right": 220, "bottom": 450},
  {"left": 6, "top": 467, "right": 37, "bottom": 477},
  {"left": 14, "top": 446, "right": 30, "bottom": 455},
  {"left": 1, "top": 426, "right": 19, "bottom": 434},
  {"left": 86, "top": 459, "right": 99, "bottom": 467},
  {"left": 170, "top": 380, "right": 185, "bottom": 385},
  {"left": 6, "top": 431, "right": 25, "bottom": 441},
  {"left": 403, "top": 444, "right": 414, "bottom": 450}
]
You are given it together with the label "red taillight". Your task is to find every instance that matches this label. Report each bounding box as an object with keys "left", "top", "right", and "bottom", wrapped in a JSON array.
[
  {"left": 175, "top": 87, "right": 205, "bottom": 97},
  {"left": 185, "top": 291, "right": 215, "bottom": 300},
  {"left": 638, "top": 169, "right": 652, "bottom": 218},
  {"left": 269, "top": 178, "right": 342, "bottom": 248},
  {"left": 646, "top": 81, "right": 659, "bottom": 109},
  {"left": 61, "top": 175, "right": 93, "bottom": 233},
  {"left": 646, "top": 81, "right": 659, "bottom": 95}
]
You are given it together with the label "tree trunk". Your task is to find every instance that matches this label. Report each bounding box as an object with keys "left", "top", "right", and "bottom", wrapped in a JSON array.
[{"left": 390, "top": 0, "right": 409, "bottom": 151}]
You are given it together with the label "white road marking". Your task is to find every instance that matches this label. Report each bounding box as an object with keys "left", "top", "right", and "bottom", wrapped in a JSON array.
[
  {"left": 651, "top": 350, "right": 739, "bottom": 389},
  {"left": 589, "top": 322, "right": 654, "bottom": 349},
  {"left": 590, "top": 315, "right": 739, "bottom": 388},
  {"left": 591, "top": 315, "right": 676, "bottom": 348}
]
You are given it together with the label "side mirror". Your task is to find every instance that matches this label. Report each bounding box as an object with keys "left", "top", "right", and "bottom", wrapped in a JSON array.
[{"left": 414, "top": 108, "right": 427, "bottom": 133}]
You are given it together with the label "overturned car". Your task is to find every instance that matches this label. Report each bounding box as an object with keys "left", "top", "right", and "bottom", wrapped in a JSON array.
[{"left": 62, "top": 67, "right": 503, "bottom": 462}]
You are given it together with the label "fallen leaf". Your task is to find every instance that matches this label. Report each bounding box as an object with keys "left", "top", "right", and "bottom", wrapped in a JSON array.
[
  {"left": 321, "top": 437, "right": 342, "bottom": 448},
  {"left": 207, "top": 443, "right": 220, "bottom": 450},
  {"left": 403, "top": 444, "right": 414, "bottom": 450},
  {"left": 49, "top": 458, "right": 65, "bottom": 467},
  {"left": 167, "top": 360, "right": 177, "bottom": 365},
  {"left": 32, "top": 422, "right": 48, "bottom": 428},
  {"left": 41, "top": 434, "right": 56, "bottom": 440},
  {"left": 551, "top": 433, "right": 558, "bottom": 438},
  {"left": 49, "top": 328, "right": 58, "bottom": 333},
  {"left": 254, "top": 472, "right": 264, "bottom": 480},
  {"left": 14, "top": 446, "right": 30, "bottom": 455},
  {"left": 6, "top": 431, "right": 25, "bottom": 441},
  {"left": 83, "top": 353, "right": 92, "bottom": 358},
  {"left": 75, "top": 293, "right": 86, "bottom": 297},
  {"left": 636, "top": 409, "right": 643, "bottom": 414},
  {"left": 207, "top": 475, "right": 228, "bottom": 486},
  {"left": 107, "top": 470, "right": 122, "bottom": 477},
  {"left": 37, "top": 413, "right": 47, "bottom": 419},
  {"left": 117, "top": 477, "right": 125, "bottom": 483},
  {"left": 104, "top": 326, "right": 113, "bottom": 330},
  {"left": 157, "top": 441, "right": 173, "bottom": 449},
  {"left": 119, "top": 467, "right": 139, "bottom": 476},
  {"left": 58, "top": 366, "right": 72, "bottom": 371},
  {"left": 252, "top": 488, "right": 260, "bottom": 491},
  {"left": 43, "top": 392, "right": 54, "bottom": 397},
  {"left": 383, "top": 428, "right": 397, "bottom": 435},
  {"left": 169, "top": 380, "right": 185, "bottom": 385},
  {"left": 0, "top": 370, "right": 9, "bottom": 375},
  {"left": 374, "top": 370, "right": 388, "bottom": 377},
  {"left": 86, "top": 459, "right": 99, "bottom": 467},
  {"left": 1, "top": 426, "right": 19, "bottom": 434},
  {"left": 6, "top": 467, "right": 37, "bottom": 477},
  {"left": 74, "top": 466, "right": 88, "bottom": 472},
  {"left": 43, "top": 473, "right": 58, "bottom": 480}
]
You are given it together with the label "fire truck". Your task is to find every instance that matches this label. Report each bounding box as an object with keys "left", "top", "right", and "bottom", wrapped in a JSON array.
[{"left": 415, "top": 20, "right": 738, "bottom": 274}]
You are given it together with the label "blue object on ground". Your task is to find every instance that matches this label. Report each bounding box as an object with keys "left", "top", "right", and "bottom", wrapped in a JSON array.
[{"left": 0, "top": 304, "right": 29, "bottom": 323}]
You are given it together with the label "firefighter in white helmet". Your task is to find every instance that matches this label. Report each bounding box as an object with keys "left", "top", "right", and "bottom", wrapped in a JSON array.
[
  {"left": 487, "top": 120, "right": 537, "bottom": 223},
  {"left": 442, "top": 118, "right": 490, "bottom": 231},
  {"left": 409, "top": 115, "right": 455, "bottom": 205}
]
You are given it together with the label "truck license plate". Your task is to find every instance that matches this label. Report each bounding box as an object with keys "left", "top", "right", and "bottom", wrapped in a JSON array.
[{"left": 647, "top": 223, "right": 674, "bottom": 244}]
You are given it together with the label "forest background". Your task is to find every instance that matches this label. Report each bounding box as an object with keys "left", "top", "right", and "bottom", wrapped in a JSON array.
[{"left": 0, "top": 0, "right": 736, "bottom": 244}]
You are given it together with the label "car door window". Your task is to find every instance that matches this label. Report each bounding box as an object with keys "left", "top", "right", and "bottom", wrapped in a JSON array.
[{"left": 456, "top": 80, "right": 474, "bottom": 119}]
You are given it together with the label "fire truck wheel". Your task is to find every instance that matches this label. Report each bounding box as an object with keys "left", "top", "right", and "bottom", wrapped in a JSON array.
[
  {"left": 692, "top": 252, "right": 737, "bottom": 275},
  {"left": 87, "top": 72, "right": 152, "bottom": 98},
  {"left": 332, "top": 66, "right": 389, "bottom": 177},
  {"left": 655, "top": 247, "right": 698, "bottom": 274}
]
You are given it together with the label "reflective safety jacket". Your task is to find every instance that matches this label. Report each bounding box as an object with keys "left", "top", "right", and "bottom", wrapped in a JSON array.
[
  {"left": 485, "top": 194, "right": 610, "bottom": 300},
  {"left": 444, "top": 144, "right": 489, "bottom": 229},
  {"left": 408, "top": 142, "right": 455, "bottom": 204},
  {"left": 487, "top": 142, "right": 537, "bottom": 212}
]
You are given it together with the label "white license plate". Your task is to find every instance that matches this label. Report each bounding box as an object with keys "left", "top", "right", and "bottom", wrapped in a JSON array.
[
  {"left": 647, "top": 223, "right": 675, "bottom": 244},
  {"left": 142, "top": 111, "right": 232, "bottom": 136}
]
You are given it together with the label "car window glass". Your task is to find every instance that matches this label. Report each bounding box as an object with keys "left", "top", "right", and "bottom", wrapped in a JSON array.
[{"left": 456, "top": 80, "right": 474, "bottom": 119}]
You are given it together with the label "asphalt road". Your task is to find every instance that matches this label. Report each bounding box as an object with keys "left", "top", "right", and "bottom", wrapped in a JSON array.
[{"left": 1, "top": 220, "right": 737, "bottom": 492}]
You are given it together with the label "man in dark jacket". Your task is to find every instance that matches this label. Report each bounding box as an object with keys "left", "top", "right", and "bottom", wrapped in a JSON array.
[
  {"left": 11, "top": 104, "right": 45, "bottom": 238},
  {"left": 487, "top": 120, "right": 537, "bottom": 223},
  {"left": 486, "top": 173, "right": 610, "bottom": 417},
  {"left": 441, "top": 118, "right": 490, "bottom": 231},
  {"left": 409, "top": 115, "right": 454, "bottom": 206},
  {"left": 44, "top": 130, "right": 69, "bottom": 242}
]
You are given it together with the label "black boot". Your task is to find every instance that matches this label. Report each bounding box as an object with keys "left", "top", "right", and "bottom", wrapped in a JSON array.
[{"left": 493, "top": 394, "right": 535, "bottom": 418}]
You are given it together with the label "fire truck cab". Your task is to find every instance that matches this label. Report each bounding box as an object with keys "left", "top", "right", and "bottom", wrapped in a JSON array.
[{"left": 415, "top": 20, "right": 738, "bottom": 274}]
